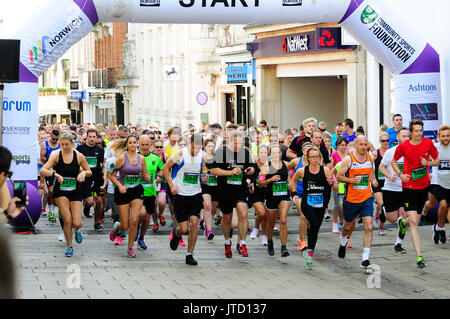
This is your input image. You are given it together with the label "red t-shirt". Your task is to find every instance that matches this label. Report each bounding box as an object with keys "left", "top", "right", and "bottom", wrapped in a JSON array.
[{"left": 393, "top": 137, "right": 439, "bottom": 189}]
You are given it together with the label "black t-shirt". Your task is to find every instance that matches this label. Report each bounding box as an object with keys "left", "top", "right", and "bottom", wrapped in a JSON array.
[
  {"left": 288, "top": 135, "right": 330, "bottom": 164},
  {"left": 77, "top": 144, "right": 105, "bottom": 180},
  {"left": 212, "top": 146, "right": 254, "bottom": 193},
  {"left": 280, "top": 144, "right": 289, "bottom": 162}
]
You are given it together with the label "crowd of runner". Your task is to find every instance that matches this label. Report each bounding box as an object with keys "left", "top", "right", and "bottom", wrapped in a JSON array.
[{"left": 34, "top": 115, "right": 450, "bottom": 271}]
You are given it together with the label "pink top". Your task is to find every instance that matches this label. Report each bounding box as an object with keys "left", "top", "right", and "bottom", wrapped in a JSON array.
[{"left": 331, "top": 152, "right": 342, "bottom": 168}]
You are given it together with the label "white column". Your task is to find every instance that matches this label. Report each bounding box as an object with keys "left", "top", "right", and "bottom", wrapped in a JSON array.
[{"left": 366, "top": 52, "right": 380, "bottom": 144}]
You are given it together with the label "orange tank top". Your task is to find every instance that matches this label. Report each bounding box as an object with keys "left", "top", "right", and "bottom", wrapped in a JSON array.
[{"left": 345, "top": 152, "right": 373, "bottom": 203}]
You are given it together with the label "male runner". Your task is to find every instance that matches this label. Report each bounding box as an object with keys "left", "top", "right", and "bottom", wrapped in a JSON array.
[{"left": 391, "top": 120, "right": 439, "bottom": 268}]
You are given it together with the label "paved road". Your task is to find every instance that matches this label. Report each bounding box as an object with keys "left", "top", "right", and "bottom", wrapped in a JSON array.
[{"left": 8, "top": 206, "right": 450, "bottom": 299}]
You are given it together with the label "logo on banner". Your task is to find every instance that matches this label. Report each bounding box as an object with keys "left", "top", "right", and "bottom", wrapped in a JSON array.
[
  {"left": 282, "top": 35, "right": 309, "bottom": 53},
  {"left": 2, "top": 126, "right": 31, "bottom": 136},
  {"left": 2, "top": 99, "right": 32, "bottom": 112},
  {"left": 12, "top": 155, "right": 31, "bottom": 166},
  {"left": 361, "top": 5, "right": 379, "bottom": 24},
  {"left": 140, "top": 0, "right": 160, "bottom": 6},
  {"left": 410, "top": 104, "right": 439, "bottom": 121},
  {"left": 318, "top": 30, "right": 336, "bottom": 47},
  {"left": 29, "top": 16, "right": 83, "bottom": 64},
  {"left": 179, "top": 0, "right": 260, "bottom": 7},
  {"left": 283, "top": 0, "right": 302, "bottom": 6},
  {"left": 408, "top": 84, "right": 437, "bottom": 92}
]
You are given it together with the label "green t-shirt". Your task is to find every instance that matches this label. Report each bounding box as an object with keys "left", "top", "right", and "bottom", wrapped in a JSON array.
[{"left": 142, "top": 152, "right": 164, "bottom": 197}]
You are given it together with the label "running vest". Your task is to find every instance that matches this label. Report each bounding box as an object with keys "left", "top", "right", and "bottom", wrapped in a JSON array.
[
  {"left": 265, "top": 160, "right": 289, "bottom": 198},
  {"left": 142, "top": 152, "right": 163, "bottom": 197},
  {"left": 45, "top": 140, "right": 60, "bottom": 160},
  {"left": 165, "top": 142, "right": 178, "bottom": 158},
  {"left": 345, "top": 152, "right": 373, "bottom": 203},
  {"left": 294, "top": 158, "right": 304, "bottom": 195},
  {"left": 172, "top": 148, "right": 203, "bottom": 196},
  {"left": 374, "top": 149, "right": 385, "bottom": 182},
  {"left": 302, "top": 165, "right": 330, "bottom": 209},
  {"left": 54, "top": 150, "right": 80, "bottom": 192},
  {"left": 119, "top": 152, "right": 142, "bottom": 188}
]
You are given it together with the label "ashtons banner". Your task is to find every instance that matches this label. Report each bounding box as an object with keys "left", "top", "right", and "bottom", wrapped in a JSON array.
[{"left": 2, "top": 82, "right": 39, "bottom": 180}]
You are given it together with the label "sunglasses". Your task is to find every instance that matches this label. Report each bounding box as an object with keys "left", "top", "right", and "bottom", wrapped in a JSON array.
[
  {"left": 5, "top": 171, "right": 13, "bottom": 178},
  {"left": 380, "top": 139, "right": 389, "bottom": 143},
  {"left": 154, "top": 146, "right": 163, "bottom": 149},
  {"left": 51, "top": 138, "right": 59, "bottom": 142},
  {"left": 149, "top": 137, "right": 155, "bottom": 140}
]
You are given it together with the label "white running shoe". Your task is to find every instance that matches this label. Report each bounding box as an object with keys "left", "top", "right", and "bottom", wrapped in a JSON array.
[
  {"left": 250, "top": 228, "right": 259, "bottom": 239},
  {"left": 332, "top": 223, "right": 339, "bottom": 234},
  {"left": 260, "top": 234, "right": 268, "bottom": 246},
  {"left": 378, "top": 227, "right": 385, "bottom": 236},
  {"left": 273, "top": 225, "right": 278, "bottom": 232},
  {"left": 58, "top": 231, "right": 65, "bottom": 242}
]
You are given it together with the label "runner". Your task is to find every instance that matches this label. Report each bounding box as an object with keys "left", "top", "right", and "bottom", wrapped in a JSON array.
[
  {"left": 336, "top": 135, "right": 378, "bottom": 271},
  {"left": 259, "top": 145, "right": 292, "bottom": 257},
  {"left": 136, "top": 135, "right": 163, "bottom": 249},
  {"left": 330, "top": 136, "right": 348, "bottom": 233},
  {"left": 210, "top": 131, "right": 255, "bottom": 258},
  {"left": 378, "top": 127, "right": 410, "bottom": 253},
  {"left": 391, "top": 120, "right": 439, "bottom": 268},
  {"left": 77, "top": 128, "right": 105, "bottom": 231},
  {"left": 200, "top": 138, "right": 218, "bottom": 241},
  {"left": 249, "top": 144, "right": 269, "bottom": 246},
  {"left": 40, "top": 129, "right": 61, "bottom": 223},
  {"left": 153, "top": 139, "right": 169, "bottom": 228},
  {"left": 108, "top": 135, "right": 151, "bottom": 258},
  {"left": 292, "top": 146, "right": 335, "bottom": 269},
  {"left": 386, "top": 114, "right": 404, "bottom": 148},
  {"left": 40, "top": 132, "right": 92, "bottom": 257},
  {"left": 163, "top": 133, "right": 208, "bottom": 265},
  {"left": 287, "top": 118, "right": 317, "bottom": 159},
  {"left": 424, "top": 125, "right": 450, "bottom": 244},
  {"left": 372, "top": 132, "right": 389, "bottom": 235}
]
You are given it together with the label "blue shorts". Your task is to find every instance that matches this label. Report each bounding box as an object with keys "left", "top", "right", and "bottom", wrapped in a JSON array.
[{"left": 343, "top": 196, "right": 374, "bottom": 223}]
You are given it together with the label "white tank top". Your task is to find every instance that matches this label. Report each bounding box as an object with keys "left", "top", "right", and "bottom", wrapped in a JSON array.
[{"left": 172, "top": 148, "right": 203, "bottom": 196}]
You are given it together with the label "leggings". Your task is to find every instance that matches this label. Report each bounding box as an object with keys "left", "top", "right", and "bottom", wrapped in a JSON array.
[{"left": 301, "top": 204, "right": 326, "bottom": 251}]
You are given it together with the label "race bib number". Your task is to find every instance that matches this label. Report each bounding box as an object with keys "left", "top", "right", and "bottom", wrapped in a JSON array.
[
  {"left": 124, "top": 175, "right": 141, "bottom": 188},
  {"left": 307, "top": 193, "right": 324, "bottom": 208},
  {"left": 398, "top": 163, "right": 404, "bottom": 173},
  {"left": 141, "top": 174, "right": 154, "bottom": 188},
  {"left": 206, "top": 174, "right": 218, "bottom": 186},
  {"left": 377, "top": 169, "right": 385, "bottom": 180},
  {"left": 60, "top": 177, "right": 76, "bottom": 191},
  {"left": 183, "top": 172, "right": 199, "bottom": 185},
  {"left": 438, "top": 160, "right": 450, "bottom": 171},
  {"left": 227, "top": 173, "right": 243, "bottom": 185},
  {"left": 411, "top": 166, "right": 427, "bottom": 181},
  {"left": 273, "top": 181, "right": 288, "bottom": 196},
  {"left": 86, "top": 156, "right": 98, "bottom": 168},
  {"left": 353, "top": 175, "right": 369, "bottom": 190}
]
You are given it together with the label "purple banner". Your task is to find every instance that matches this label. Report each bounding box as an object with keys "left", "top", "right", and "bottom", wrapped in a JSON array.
[
  {"left": 73, "top": 0, "right": 99, "bottom": 26},
  {"left": 19, "top": 63, "right": 38, "bottom": 83},
  {"left": 401, "top": 43, "right": 440, "bottom": 74},
  {"left": 338, "top": 0, "right": 365, "bottom": 24}
]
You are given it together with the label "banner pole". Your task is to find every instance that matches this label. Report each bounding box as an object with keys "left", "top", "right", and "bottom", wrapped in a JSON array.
[{"left": 0, "top": 83, "right": 4, "bottom": 145}]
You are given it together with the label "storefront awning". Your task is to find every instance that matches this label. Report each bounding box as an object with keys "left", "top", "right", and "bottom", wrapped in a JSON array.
[{"left": 38, "top": 95, "right": 70, "bottom": 115}]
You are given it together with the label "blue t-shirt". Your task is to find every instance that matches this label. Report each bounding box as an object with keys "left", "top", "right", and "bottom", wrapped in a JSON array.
[
  {"left": 342, "top": 131, "right": 356, "bottom": 143},
  {"left": 386, "top": 127, "right": 398, "bottom": 148},
  {"left": 330, "top": 134, "right": 338, "bottom": 149}
]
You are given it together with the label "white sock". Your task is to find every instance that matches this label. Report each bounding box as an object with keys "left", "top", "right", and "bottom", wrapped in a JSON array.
[
  {"left": 240, "top": 240, "right": 246, "bottom": 246},
  {"left": 395, "top": 236, "right": 402, "bottom": 245},
  {"left": 340, "top": 236, "right": 348, "bottom": 246},
  {"left": 186, "top": 252, "right": 192, "bottom": 256},
  {"left": 225, "top": 239, "right": 231, "bottom": 245},
  {"left": 435, "top": 225, "right": 445, "bottom": 231},
  {"left": 362, "top": 247, "right": 370, "bottom": 261}
]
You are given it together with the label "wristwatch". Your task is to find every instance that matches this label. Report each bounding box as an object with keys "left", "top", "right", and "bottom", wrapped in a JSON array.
[{"left": 1, "top": 208, "right": 13, "bottom": 221}]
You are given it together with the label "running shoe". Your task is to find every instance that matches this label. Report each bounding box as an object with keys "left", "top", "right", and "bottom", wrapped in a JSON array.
[
  {"left": 397, "top": 217, "right": 407, "bottom": 240},
  {"left": 281, "top": 246, "right": 289, "bottom": 257},
  {"left": 83, "top": 205, "right": 91, "bottom": 218},
  {"left": 113, "top": 236, "right": 123, "bottom": 245},
  {"left": 127, "top": 248, "right": 136, "bottom": 258},
  {"left": 41, "top": 209, "right": 47, "bottom": 216},
  {"left": 205, "top": 230, "right": 214, "bottom": 240},
  {"left": 99, "top": 217, "right": 105, "bottom": 224},
  {"left": 199, "top": 219, "right": 205, "bottom": 230},
  {"left": 224, "top": 243, "right": 232, "bottom": 258},
  {"left": 110, "top": 221, "right": 120, "bottom": 241},
  {"left": 215, "top": 215, "right": 222, "bottom": 225},
  {"left": 170, "top": 219, "right": 174, "bottom": 227},
  {"left": 379, "top": 204, "right": 387, "bottom": 223},
  {"left": 305, "top": 255, "right": 313, "bottom": 270},
  {"left": 439, "top": 229, "right": 447, "bottom": 244},
  {"left": 324, "top": 212, "right": 331, "bottom": 220},
  {"left": 48, "top": 212, "right": 56, "bottom": 223},
  {"left": 433, "top": 224, "right": 440, "bottom": 244},
  {"left": 153, "top": 223, "right": 159, "bottom": 233},
  {"left": 94, "top": 223, "right": 103, "bottom": 232},
  {"left": 331, "top": 223, "right": 339, "bottom": 234},
  {"left": 186, "top": 254, "right": 198, "bottom": 266},
  {"left": 179, "top": 236, "right": 186, "bottom": 247},
  {"left": 260, "top": 234, "right": 268, "bottom": 246},
  {"left": 137, "top": 238, "right": 147, "bottom": 250},
  {"left": 267, "top": 240, "right": 274, "bottom": 256},
  {"left": 58, "top": 231, "right": 65, "bottom": 242},
  {"left": 75, "top": 229, "right": 83, "bottom": 244},
  {"left": 159, "top": 215, "right": 166, "bottom": 226},
  {"left": 170, "top": 231, "right": 181, "bottom": 251},
  {"left": 239, "top": 244, "right": 249, "bottom": 257},
  {"left": 65, "top": 246, "right": 74, "bottom": 257},
  {"left": 250, "top": 228, "right": 259, "bottom": 239},
  {"left": 394, "top": 243, "right": 406, "bottom": 254},
  {"left": 338, "top": 222, "right": 343, "bottom": 229},
  {"left": 417, "top": 256, "right": 427, "bottom": 268},
  {"left": 378, "top": 226, "right": 385, "bottom": 236},
  {"left": 347, "top": 238, "right": 353, "bottom": 248},
  {"left": 297, "top": 240, "right": 307, "bottom": 251},
  {"left": 361, "top": 260, "right": 374, "bottom": 273},
  {"left": 338, "top": 243, "right": 347, "bottom": 259},
  {"left": 418, "top": 213, "right": 426, "bottom": 226}
]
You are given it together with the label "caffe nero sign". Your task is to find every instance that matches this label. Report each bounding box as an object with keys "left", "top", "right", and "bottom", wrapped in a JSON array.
[{"left": 253, "top": 27, "right": 354, "bottom": 59}]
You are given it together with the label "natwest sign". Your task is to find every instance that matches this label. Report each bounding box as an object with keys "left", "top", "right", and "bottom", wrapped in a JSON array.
[{"left": 253, "top": 27, "right": 354, "bottom": 59}]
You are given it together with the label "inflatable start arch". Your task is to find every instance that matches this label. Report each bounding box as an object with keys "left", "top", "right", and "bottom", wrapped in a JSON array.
[{"left": 0, "top": 0, "right": 445, "bottom": 181}]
